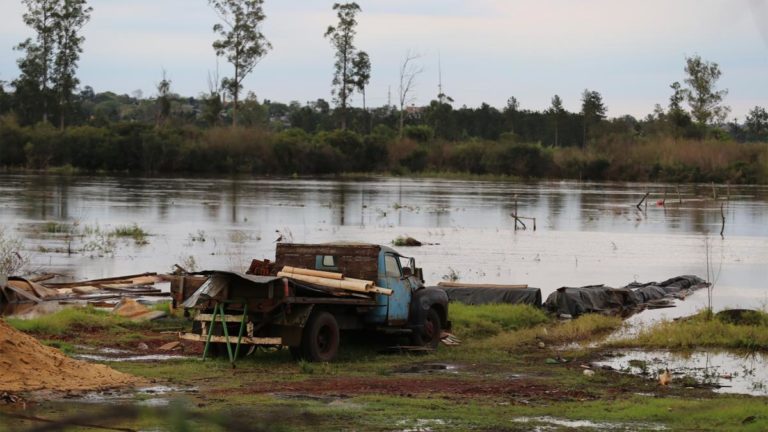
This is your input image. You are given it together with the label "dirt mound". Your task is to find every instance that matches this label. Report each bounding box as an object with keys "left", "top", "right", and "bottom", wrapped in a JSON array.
[{"left": 0, "top": 319, "right": 143, "bottom": 392}]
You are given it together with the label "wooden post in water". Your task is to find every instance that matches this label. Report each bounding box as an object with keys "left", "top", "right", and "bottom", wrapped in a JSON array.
[
  {"left": 636, "top": 192, "right": 649, "bottom": 211},
  {"left": 720, "top": 203, "right": 726, "bottom": 238}
]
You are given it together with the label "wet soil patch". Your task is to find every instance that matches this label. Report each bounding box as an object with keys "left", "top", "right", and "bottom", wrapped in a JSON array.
[{"left": 226, "top": 376, "right": 597, "bottom": 402}]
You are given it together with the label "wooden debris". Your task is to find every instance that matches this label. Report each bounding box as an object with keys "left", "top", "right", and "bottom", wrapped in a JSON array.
[
  {"left": 277, "top": 272, "right": 371, "bottom": 292},
  {"left": 659, "top": 369, "right": 671, "bottom": 386},
  {"left": 158, "top": 341, "right": 181, "bottom": 351},
  {"left": 71, "top": 286, "right": 100, "bottom": 295},
  {"left": 278, "top": 267, "right": 393, "bottom": 296},
  {"left": 440, "top": 332, "right": 461, "bottom": 346}
]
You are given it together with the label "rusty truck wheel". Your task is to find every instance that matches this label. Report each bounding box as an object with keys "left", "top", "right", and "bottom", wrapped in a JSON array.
[
  {"left": 301, "top": 311, "right": 340, "bottom": 362},
  {"left": 412, "top": 308, "right": 442, "bottom": 349}
]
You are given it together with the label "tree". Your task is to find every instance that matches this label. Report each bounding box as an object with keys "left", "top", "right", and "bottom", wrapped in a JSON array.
[
  {"left": 325, "top": 2, "right": 366, "bottom": 130},
  {"left": 15, "top": 0, "right": 59, "bottom": 124},
  {"left": 352, "top": 51, "right": 371, "bottom": 110},
  {"left": 683, "top": 55, "right": 730, "bottom": 126},
  {"left": 0, "top": 81, "right": 10, "bottom": 114},
  {"left": 202, "top": 70, "right": 223, "bottom": 126},
  {"left": 155, "top": 70, "right": 171, "bottom": 127},
  {"left": 548, "top": 95, "right": 564, "bottom": 147},
  {"left": 209, "top": 0, "right": 271, "bottom": 127},
  {"left": 52, "top": 0, "right": 92, "bottom": 129},
  {"left": 398, "top": 50, "right": 422, "bottom": 138},
  {"left": 745, "top": 106, "right": 768, "bottom": 142},
  {"left": 667, "top": 81, "right": 691, "bottom": 132},
  {"left": 580, "top": 89, "right": 606, "bottom": 147}
]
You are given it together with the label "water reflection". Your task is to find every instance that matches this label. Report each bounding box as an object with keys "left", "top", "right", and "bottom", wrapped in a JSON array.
[
  {"left": 0, "top": 174, "right": 766, "bottom": 312},
  {"left": 596, "top": 350, "right": 768, "bottom": 396}
]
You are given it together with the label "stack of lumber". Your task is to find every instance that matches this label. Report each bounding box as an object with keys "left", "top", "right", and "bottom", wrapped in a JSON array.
[
  {"left": 1, "top": 273, "right": 167, "bottom": 304},
  {"left": 277, "top": 266, "right": 392, "bottom": 296}
]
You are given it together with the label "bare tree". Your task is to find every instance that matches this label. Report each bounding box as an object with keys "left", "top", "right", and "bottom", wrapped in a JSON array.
[
  {"left": 208, "top": 0, "right": 271, "bottom": 127},
  {"left": 398, "top": 50, "right": 422, "bottom": 138}
]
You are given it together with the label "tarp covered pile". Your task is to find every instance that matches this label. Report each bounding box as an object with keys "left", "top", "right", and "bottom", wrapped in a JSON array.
[
  {"left": 543, "top": 275, "right": 709, "bottom": 317},
  {"left": 436, "top": 282, "right": 542, "bottom": 307}
]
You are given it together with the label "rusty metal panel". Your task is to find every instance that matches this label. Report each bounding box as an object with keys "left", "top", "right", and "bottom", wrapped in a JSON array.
[
  {"left": 168, "top": 275, "right": 207, "bottom": 306},
  {"left": 274, "top": 243, "right": 380, "bottom": 281}
]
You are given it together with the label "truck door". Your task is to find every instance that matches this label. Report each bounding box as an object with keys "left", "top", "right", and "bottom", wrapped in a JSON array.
[{"left": 383, "top": 253, "right": 411, "bottom": 324}]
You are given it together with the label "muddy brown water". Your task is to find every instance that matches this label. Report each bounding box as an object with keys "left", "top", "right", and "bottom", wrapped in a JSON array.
[{"left": 1, "top": 174, "right": 766, "bottom": 319}]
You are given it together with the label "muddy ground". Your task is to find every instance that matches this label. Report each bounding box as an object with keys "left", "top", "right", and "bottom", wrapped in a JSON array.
[{"left": 1, "top": 321, "right": 766, "bottom": 431}]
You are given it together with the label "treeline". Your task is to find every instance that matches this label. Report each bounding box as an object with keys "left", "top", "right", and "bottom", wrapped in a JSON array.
[
  {"left": 2, "top": 0, "right": 767, "bottom": 183},
  {"left": 2, "top": 115, "right": 766, "bottom": 184}
]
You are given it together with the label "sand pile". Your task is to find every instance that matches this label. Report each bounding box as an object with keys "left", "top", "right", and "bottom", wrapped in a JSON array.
[{"left": 0, "top": 319, "right": 143, "bottom": 392}]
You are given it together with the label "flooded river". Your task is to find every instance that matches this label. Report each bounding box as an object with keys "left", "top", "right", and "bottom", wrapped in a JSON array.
[{"left": 1, "top": 174, "right": 767, "bottom": 316}]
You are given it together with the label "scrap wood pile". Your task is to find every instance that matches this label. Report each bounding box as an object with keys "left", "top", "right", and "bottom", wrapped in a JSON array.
[
  {"left": 543, "top": 275, "right": 709, "bottom": 317},
  {"left": 277, "top": 266, "right": 393, "bottom": 297},
  {"left": 0, "top": 273, "right": 167, "bottom": 306},
  {"left": 0, "top": 319, "right": 142, "bottom": 392}
]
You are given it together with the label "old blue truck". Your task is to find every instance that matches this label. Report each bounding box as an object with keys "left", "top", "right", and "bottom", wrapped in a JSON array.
[{"left": 178, "top": 243, "right": 450, "bottom": 362}]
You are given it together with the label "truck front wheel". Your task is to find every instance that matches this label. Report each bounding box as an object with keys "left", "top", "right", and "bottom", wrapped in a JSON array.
[
  {"left": 301, "top": 311, "right": 340, "bottom": 362},
  {"left": 412, "top": 307, "right": 442, "bottom": 349}
]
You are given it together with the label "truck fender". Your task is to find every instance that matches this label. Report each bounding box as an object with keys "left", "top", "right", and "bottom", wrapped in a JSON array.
[{"left": 408, "top": 287, "right": 449, "bottom": 330}]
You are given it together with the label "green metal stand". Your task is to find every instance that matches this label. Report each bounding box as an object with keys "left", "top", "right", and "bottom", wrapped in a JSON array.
[{"left": 202, "top": 302, "right": 248, "bottom": 365}]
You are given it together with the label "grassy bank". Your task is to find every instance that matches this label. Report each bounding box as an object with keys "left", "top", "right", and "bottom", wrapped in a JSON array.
[
  {"left": 610, "top": 309, "right": 768, "bottom": 351},
  {"left": 3, "top": 305, "right": 767, "bottom": 431}
]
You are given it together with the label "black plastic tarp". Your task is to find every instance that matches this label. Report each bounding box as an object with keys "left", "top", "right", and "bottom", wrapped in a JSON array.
[
  {"left": 543, "top": 275, "right": 708, "bottom": 317},
  {"left": 436, "top": 286, "right": 542, "bottom": 307}
]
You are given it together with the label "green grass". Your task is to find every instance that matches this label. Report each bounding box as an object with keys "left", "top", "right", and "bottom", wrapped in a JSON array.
[
  {"left": 610, "top": 310, "right": 768, "bottom": 351},
  {"left": 111, "top": 223, "right": 150, "bottom": 245},
  {"left": 40, "top": 339, "right": 75, "bottom": 354},
  {"left": 449, "top": 303, "right": 551, "bottom": 338},
  {"left": 480, "top": 313, "right": 624, "bottom": 349},
  {"left": 42, "top": 221, "right": 71, "bottom": 234},
  {"left": 5, "top": 306, "right": 140, "bottom": 335}
]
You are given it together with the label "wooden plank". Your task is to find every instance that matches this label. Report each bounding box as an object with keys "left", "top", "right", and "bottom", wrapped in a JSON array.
[
  {"left": 277, "top": 272, "right": 372, "bottom": 292},
  {"left": 179, "top": 333, "right": 281, "bottom": 345},
  {"left": 370, "top": 286, "right": 393, "bottom": 296},
  {"left": 42, "top": 272, "right": 159, "bottom": 289},
  {"left": 194, "top": 313, "right": 246, "bottom": 323},
  {"left": 281, "top": 266, "right": 344, "bottom": 280}
]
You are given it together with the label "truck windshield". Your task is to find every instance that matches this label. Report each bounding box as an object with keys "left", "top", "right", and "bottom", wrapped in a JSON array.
[{"left": 384, "top": 254, "right": 402, "bottom": 278}]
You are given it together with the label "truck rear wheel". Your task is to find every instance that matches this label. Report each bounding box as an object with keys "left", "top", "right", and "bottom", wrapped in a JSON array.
[
  {"left": 301, "top": 311, "right": 340, "bottom": 362},
  {"left": 412, "top": 307, "right": 442, "bottom": 349}
]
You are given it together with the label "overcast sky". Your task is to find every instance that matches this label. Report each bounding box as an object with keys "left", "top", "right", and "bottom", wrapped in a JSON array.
[{"left": 1, "top": 0, "right": 767, "bottom": 120}]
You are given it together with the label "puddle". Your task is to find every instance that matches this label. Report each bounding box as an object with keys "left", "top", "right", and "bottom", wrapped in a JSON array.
[
  {"left": 395, "top": 363, "right": 460, "bottom": 374},
  {"left": 596, "top": 350, "right": 768, "bottom": 396},
  {"left": 59, "top": 385, "right": 197, "bottom": 406},
  {"left": 73, "top": 353, "right": 189, "bottom": 362},
  {"left": 74, "top": 345, "right": 131, "bottom": 355},
  {"left": 396, "top": 418, "right": 447, "bottom": 432},
  {"left": 512, "top": 416, "right": 666, "bottom": 431}
]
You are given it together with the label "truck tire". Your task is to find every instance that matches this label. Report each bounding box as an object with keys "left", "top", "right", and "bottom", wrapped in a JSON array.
[
  {"left": 411, "top": 307, "right": 442, "bottom": 349},
  {"left": 300, "top": 311, "right": 340, "bottom": 362}
]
